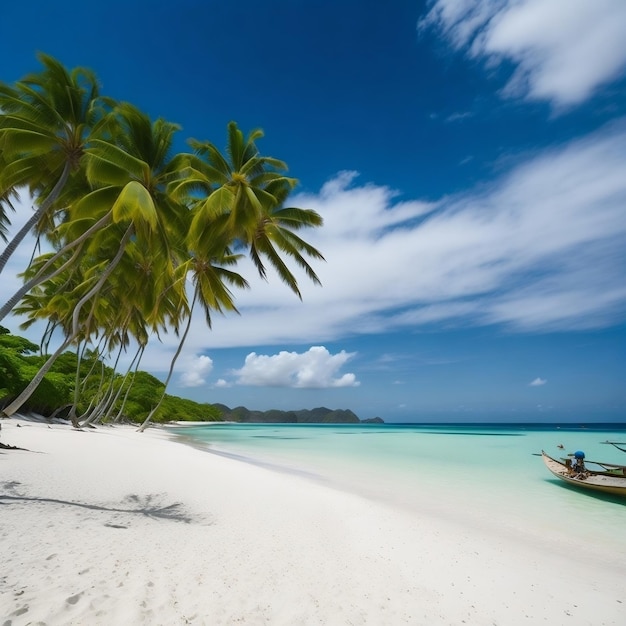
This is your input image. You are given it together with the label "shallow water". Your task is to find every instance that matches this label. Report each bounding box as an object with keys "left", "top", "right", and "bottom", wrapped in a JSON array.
[{"left": 167, "top": 422, "right": 626, "bottom": 566}]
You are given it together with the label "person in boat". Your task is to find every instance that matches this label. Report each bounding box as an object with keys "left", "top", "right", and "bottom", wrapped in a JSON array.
[{"left": 572, "top": 450, "right": 586, "bottom": 476}]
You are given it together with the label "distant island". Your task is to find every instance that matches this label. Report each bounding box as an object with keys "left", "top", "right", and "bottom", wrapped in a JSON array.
[{"left": 212, "top": 404, "right": 384, "bottom": 424}]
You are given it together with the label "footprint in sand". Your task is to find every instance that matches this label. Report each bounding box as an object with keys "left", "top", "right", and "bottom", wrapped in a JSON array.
[
  {"left": 66, "top": 592, "right": 83, "bottom": 605},
  {"left": 10, "top": 604, "right": 29, "bottom": 616}
]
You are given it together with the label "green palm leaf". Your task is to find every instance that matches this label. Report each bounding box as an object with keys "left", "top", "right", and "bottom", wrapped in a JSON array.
[
  {"left": 86, "top": 139, "right": 150, "bottom": 184},
  {"left": 111, "top": 181, "right": 157, "bottom": 230}
]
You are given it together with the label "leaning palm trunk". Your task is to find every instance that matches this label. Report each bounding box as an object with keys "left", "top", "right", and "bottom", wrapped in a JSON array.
[
  {"left": 67, "top": 338, "right": 87, "bottom": 428},
  {"left": 0, "top": 161, "right": 71, "bottom": 276},
  {"left": 94, "top": 374, "right": 128, "bottom": 425},
  {"left": 81, "top": 339, "right": 126, "bottom": 426},
  {"left": 81, "top": 385, "right": 116, "bottom": 426},
  {"left": 0, "top": 246, "right": 83, "bottom": 323},
  {"left": 80, "top": 370, "right": 117, "bottom": 426},
  {"left": 74, "top": 358, "right": 106, "bottom": 425},
  {"left": 113, "top": 345, "right": 145, "bottom": 423},
  {"left": 67, "top": 338, "right": 106, "bottom": 426},
  {"left": 137, "top": 294, "right": 196, "bottom": 432},
  {"left": 0, "top": 212, "right": 112, "bottom": 321},
  {"left": 1, "top": 226, "right": 132, "bottom": 418}
]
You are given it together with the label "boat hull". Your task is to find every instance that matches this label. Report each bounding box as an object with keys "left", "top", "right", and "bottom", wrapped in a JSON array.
[{"left": 541, "top": 451, "right": 626, "bottom": 497}]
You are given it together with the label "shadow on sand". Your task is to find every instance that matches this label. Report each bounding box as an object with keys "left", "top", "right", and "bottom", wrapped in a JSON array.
[{"left": 0, "top": 481, "right": 198, "bottom": 524}]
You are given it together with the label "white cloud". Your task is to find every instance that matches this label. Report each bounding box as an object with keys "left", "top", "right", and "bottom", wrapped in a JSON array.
[
  {"left": 178, "top": 354, "right": 213, "bottom": 387},
  {"left": 213, "top": 379, "right": 232, "bottom": 388},
  {"left": 231, "top": 346, "right": 359, "bottom": 389},
  {"left": 199, "top": 120, "right": 625, "bottom": 345},
  {"left": 530, "top": 377, "right": 547, "bottom": 387},
  {"left": 3, "top": 122, "right": 626, "bottom": 376},
  {"left": 419, "top": 0, "right": 626, "bottom": 107}
]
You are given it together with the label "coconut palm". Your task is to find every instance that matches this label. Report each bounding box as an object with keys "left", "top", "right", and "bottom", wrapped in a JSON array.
[
  {"left": 1, "top": 56, "right": 326, "bottom": 427},
  {"left": 175, "top": 122, "right": 325, "bottom": 298},
  {"left": 135, "top": 126, "right": 325, "bottom": 432},
  {"left": 0, "top": 104, "right": 188, "bottom": 419},
  {"left": 136, "top": 247, "right": 248, "bottom": 431},
  {"left": 0, "top": 53, "right": 106, "bottom": 276}
]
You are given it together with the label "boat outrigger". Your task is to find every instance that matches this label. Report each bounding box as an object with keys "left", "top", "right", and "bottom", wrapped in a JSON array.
[
  {"left": 601, "top": 440, "right": 626, "bottom": 454},
  {"left": 541, "top": 450, "right": 626, "bottom": 497}
]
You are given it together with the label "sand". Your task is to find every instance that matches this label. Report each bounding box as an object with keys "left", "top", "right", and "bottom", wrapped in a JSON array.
[{"left": 1, "top": 417, "right": 624, "bottom": 625}]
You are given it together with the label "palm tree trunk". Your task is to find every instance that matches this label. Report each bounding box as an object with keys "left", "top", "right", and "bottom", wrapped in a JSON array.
[
  {"left": 68, "top": 338, "right": 105, "bottom": 426},
  {"left": 113, "top": 344, "right": 145, "bottom": 423},
  {"left": 67, "top": 338, "right": 86, "bottom": 427},
  {"left": 70, "top": 225, "right": 133, "bottom": 338},
  {"left": 0, "top": 161, "right": 71, "bottom": 276},
  {"left": 1, "top": 225, "right": 133, "bottom": 418},
  {"left": 75, "top": 358, "right": 105, "bottom": 425},
  {"left": 137, "top": 291, "right": 197, "bottom": 432},
  {"left": 81, "top": 338, "right": 125, "bottom": 426},
  {"left": 0, "top": 211, "right": 113, "bottom": 322}
]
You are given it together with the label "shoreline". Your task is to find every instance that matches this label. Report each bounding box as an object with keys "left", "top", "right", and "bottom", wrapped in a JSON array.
[{"left": 1, "top": 417, "right": 625, "bottom": 625}]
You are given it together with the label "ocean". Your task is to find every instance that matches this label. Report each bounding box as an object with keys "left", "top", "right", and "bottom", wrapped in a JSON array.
[{"left": 166, "top": 422, "right": 626, "bottom": 566}]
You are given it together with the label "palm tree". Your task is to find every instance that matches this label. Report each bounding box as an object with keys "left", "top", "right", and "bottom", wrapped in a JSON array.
[
  {"left": 176, "top": 121, "right": 325, "bottom": 297},
  {"left": 1, "top": 57, "right": 326, "bottom": 427},
  {"left": 135, "top": 125, "right": 326, "bottom": 432},
  {"left": 137, "top": 246, "right": 248, "bottom": 431},
  {"left": 0, "top": 103, "right": 188, "bottom": 419},
  {"left": 0, "top": 53, "right": 105, "bottom": 276}
]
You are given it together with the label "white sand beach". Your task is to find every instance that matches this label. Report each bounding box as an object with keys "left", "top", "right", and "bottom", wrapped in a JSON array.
[{"left": 1, "top": 417, "right": 624, "bottom": 625}]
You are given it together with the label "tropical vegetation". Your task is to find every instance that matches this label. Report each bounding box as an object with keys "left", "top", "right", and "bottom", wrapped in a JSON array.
[
  {"left": 0, "top": 326, "right": 221, "bottom": 423},
  {"left": 0, "top": 54, "right": 324, "bottom": 429}
]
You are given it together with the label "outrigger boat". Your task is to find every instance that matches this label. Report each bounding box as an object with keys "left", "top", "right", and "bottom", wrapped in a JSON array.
[
  {"left": 601, "top": 440, "right": 626, "bottom": 454},
  {"left": 541, "top": 451, "right": 626, "bottom": 497}
]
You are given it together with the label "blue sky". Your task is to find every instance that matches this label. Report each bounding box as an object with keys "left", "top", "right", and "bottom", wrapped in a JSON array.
[{"left": 2, "top": 0, "right": 625, "bottom": 422}]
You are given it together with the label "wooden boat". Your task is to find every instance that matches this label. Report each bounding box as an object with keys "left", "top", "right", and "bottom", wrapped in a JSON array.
[{"left": 541, "top": 451, "right": 626, "bottom": 497}]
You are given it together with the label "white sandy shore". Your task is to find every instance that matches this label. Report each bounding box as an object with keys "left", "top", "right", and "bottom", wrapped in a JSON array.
[{"left": 1, "top": 418, "right": 624, "bottom": 625}]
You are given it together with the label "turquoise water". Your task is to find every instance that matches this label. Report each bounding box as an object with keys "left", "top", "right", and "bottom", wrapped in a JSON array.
[{"left": 167, "top": 422, "right": 626, "bottom": 564}]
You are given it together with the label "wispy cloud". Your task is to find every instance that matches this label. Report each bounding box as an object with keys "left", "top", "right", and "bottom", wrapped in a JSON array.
[
  {"left": 199, "top": 120, "right": 625, "bottom": 347},
  {"left": 419, "top": 0, "right": 626, "bottom": 108},
  {"left": 3, "top": 123, "right": 626, "bottom": 372},
  {"left": 445, "top": 111, "right": 473, "bottom": 123},
  {"left": 529, "top": 377, "right": 547, "bottom": 387}
]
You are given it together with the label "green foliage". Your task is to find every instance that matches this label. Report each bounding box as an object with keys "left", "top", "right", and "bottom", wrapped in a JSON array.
[
  {"left": 0, "top": 326, "right": 39, "bottom": 399},
  {"left": 156, "top": 396, "right": 221, "bottom": 423},
  {"left": 0, "top": 55, "right": 324, "bottom": 424},
  {"left": 26, "top": 371, "right": 72, "bottom": 414},
  {"left": 0, "top": 328, "right": 220, "bottom": 422},
  {"left": 0, "top": 355, "right": 73, "bottom": 415}
]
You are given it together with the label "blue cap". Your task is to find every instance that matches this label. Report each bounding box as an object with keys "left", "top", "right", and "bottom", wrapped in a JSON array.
[{"left": 574, "top": 450, "right": 585, "bottom": 459}]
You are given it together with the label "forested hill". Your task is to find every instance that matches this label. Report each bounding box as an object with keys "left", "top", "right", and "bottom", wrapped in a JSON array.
[{"left": 212, "top": 404, "right": 384, "bottom": 424}]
